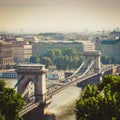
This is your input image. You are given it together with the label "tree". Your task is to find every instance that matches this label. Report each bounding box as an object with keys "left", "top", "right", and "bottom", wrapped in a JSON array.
[
  {"left": 0, "top": 112, "right": 5, "bottom": 120},
  {"left": 0, "top": 79, "right": 25, "bottom": 120},
  {"left": 38, "top": 48, "right": 82, "bottom": 70},
  {"left": 72, "top": 56, "right": 80, "bottom": 69},
  {"left": 54, "top": 55, "right": 64, "bottom": 70},
  {"left": 75, "top": 75, "right": 120, "bottom": 120},
  {"left": 63, "top": 55, "right": 69, "bottom": 70},
  {"left": 41, "top": 57, "right": 53, "bottom": 67},
  {"left": 6, "top": 64, "right": 12, "bottom": 69},
  {"left": 30, "top": 56, "right": 40, "bottom": 63},
  {"left": 54, "top": 49, "right": 62, "bottom": 57},
  {"left": 30, "top": 56, "right": 36, "bottom": 63},
  {"left": 68, "top": 56, "right": 74, "bottom": 70},
  {"left": 63, "top": 48, "right": 77, "bottom": 56},
  {"left": 46, "top": 50, "right": 55, "bottom": 63},
  {"left": 101, "top": 55, "right": 110, "bottom": 64}
]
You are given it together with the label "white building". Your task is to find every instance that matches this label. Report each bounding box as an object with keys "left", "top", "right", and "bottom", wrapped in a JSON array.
[
  {"left": 32, "top": 40, "right": 95, "bottom": 56},
  {"left": 46, "top": 71, "right": 65, "bottom": 80}
]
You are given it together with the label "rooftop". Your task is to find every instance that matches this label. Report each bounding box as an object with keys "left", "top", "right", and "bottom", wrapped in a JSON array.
[
  {"left": 102, "top": 39, "right": 120, "bottom": 45},
  {"left": 0, "top": 69, "right": 15, "bottom": 72},
  {"left": 109, "top": 31, "right": 120, "bottom": 36},
  {"left": 17, "top": 63, "right": 45, "bottom": 67},
  {"left": 0, "top": 40, "right": 11, "bottom": 45},
  {"left": 36, "top": 40, "right": 93, "bottom": 45}
]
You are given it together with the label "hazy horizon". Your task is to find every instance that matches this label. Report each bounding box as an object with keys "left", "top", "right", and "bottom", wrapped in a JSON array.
[{"left": 0, "top": 0, "right": 120, "bottom": 33}]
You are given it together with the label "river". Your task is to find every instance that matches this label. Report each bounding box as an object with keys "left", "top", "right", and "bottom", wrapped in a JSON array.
[{"left": 48, "top": 85, "right": 82, "bottom": 120}]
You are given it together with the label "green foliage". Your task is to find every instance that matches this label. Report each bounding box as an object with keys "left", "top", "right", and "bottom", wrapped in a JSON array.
[
  {"left": 53, "top": 49, "right": 62, "bottom": 57},
  {"left": 46, "top": 50, "right": 56, "bottom": 63},
  {"left": 0, "top": 112, "right": 5, "bottom": 120},
  {"left": 63, "top": 48, "right": 77, "bottom": 56},
  {"left": 0, "top": 80, "right": 6, "bottom": 91},
  {"left": 101, "top": 55, "right": 111, "bottom": 64},
  {"left": 30, "top": 48, "right": 83, "bottom": 70},
  {"left": 76, "top": 75, "right": 120, "bottom": 120},
  {"left": 41, "top": 57, "right": 53, "bottom": 67},
  {"left": 0, "top": 79, "right": 25, "bottom": 120},
  {"left": 54, "top": 55, "right": 65, "bottom": 70},
  {"left": 6, "top": 64, "right": 12, "bottom": 69},
  {"left": 82, "top": 85, "right": 99, "bottom": 99},
  {"left": 30, "top": 56, "right": 40, "bottom": 63}
]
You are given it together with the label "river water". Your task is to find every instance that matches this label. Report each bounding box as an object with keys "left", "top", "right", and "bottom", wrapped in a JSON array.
[
  {"left": 48, "top": 85, "right": 82, "bottom": 120},
  {"left": 3, "top": 78, "right": 17, "bottom": 88}
]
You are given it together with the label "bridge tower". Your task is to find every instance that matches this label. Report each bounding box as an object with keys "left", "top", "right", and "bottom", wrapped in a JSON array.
[
  {"left": 16, "top": 64, "right": 47, "bottom": 102},
  {"left": 83, "top": 50, "right": 101, "bottom": 73},
  {"left": 16, "top": 64, "right": 55, "bottom": 120}
]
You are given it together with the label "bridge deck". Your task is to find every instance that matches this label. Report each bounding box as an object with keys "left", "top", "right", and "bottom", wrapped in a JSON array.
[{"left": 19, "top": 66, "right": 114, "bottom": 116}]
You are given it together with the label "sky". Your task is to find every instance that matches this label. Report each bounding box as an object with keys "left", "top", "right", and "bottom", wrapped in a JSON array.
[{"left": 0, "top": 0, "right": 120, "bottom": 33}]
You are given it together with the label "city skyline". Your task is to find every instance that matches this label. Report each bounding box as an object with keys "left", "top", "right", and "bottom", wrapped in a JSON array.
[{"left": 0, "top": 0, "right": 120, "bottom": 33}]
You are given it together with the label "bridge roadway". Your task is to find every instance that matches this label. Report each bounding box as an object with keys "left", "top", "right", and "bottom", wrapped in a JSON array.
[{"left": 19, "top": 66, "right": 113, "bottom": 116}]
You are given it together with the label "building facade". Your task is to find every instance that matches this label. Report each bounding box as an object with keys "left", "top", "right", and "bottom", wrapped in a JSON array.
[
  {"left": 46, "top": 71, "right": 65, "bottom": 80},
  {"left": 0, "top": 40, "right": 14, "bottom": 68},
  {"left": 32, "top": 40, "right": 95, "bottom": 56},
  {"left": 12, "top": 41, "right": 32, "bottom": 63},
  {"left": 96, "top": 39, "right": 120, "bottom": 64},
  {"left": 0, "top": 71, "right": 17, "bottom": 78}
]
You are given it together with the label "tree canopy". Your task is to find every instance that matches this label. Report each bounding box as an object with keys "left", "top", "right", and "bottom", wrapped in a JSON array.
[
  {"left": 0, "top": 79, "right": 25, "bottom": 120},
  {"left": 101, "top": 54, "right": 112, "bottom": 64},
  {"left": 30, "top": 48, "right": 83, "bottom": 70},
  {"left": 75, "top": 75, "right": 120, "bottom": 120}
]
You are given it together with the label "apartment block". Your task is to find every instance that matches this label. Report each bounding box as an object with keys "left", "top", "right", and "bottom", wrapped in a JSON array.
[{"left": 0, "top": 40, "right": 14, "bottom": 68}]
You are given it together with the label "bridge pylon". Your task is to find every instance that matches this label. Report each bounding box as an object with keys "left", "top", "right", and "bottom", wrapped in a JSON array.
[
  {"left": 15, "top": 64, "right": 55, "bottom": 120},
  {"left": 83, "top": 50, "right": 101, "bottom": 73},
  {"left": 68, "top": 50, "right": 102, "bottom": 78},
  {"left": 16, "top": 64, "right": 47, "bottom": 103}
]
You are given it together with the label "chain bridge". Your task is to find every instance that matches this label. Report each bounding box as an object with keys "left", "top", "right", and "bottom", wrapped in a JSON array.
[{"left": 15, "top": 50, "right": 117, "bottom": 120}]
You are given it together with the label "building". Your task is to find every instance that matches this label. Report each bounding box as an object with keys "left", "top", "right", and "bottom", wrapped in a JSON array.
[
  {"left": 0, "top": 69, "right": 17, "bottom": 78},
  {"left": 96, "top": 39, "right": 120, "bottom": 64},
  {"left": 12, "top": 41, "right": 32, "bottom": 63},
  {"left": 46, "top": 71, "right": 65, "bottom": 80},
  {"left": 32, "top": 40, "right": 95, "bottom": 56},
  {"left": 109, "top": 31, "right": 120, "bottom": 39},
  {"left": 0, "top": 40, "right": 14, "bottom": 69}
]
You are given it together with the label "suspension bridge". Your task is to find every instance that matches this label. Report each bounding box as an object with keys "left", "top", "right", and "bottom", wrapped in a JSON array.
[{"left": 15, "top": 50, "right": 117, "bottom": 120}]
